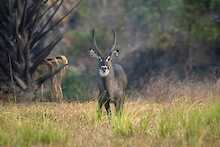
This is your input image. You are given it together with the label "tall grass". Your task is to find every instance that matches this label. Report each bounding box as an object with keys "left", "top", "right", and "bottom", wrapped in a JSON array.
[
  {"left": 1, "top": 100, "right": 220, "bottom": 146},
  {"left": 0, "top": 104, "right": 68, "bottom": 147},
  {"left": 112, "top": 114, "right": 133, "bottom": 137}
]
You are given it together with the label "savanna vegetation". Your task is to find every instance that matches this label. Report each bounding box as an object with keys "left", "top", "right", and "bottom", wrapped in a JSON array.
[
  {"left": 1, "top": 0, "right": 220, "bottom": 147},
  {"left": 1, "top": 99, "right": 220, "bottom": 147}
]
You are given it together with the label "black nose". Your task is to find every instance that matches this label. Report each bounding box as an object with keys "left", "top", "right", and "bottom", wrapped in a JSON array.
[{"left": 101, "top": 66, "right": 107, "bottom": 71}]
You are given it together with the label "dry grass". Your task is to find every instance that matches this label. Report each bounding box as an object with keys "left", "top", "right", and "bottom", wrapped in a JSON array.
[
  {"left": 141, "top": 74, "right": 219, "bottom": 102},
  {"left": 1, "top": 98, "right": 220, "bottom": 147}
]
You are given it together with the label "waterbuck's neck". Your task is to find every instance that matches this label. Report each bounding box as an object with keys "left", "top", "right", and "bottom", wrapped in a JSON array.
[{"left": 100, "top": 66, "right": 115, "bottom": 91}]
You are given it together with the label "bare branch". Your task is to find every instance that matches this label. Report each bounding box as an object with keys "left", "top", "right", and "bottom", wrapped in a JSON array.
[
  {"left": 31, "top": 0, "right": 81, "bottom": 47},
  {"left": 31, "top": 35, "right": 63, "bottom": 73}
]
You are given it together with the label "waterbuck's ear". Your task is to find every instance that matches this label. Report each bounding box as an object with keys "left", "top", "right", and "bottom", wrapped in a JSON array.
[
  {"left": 89, "top": 49, "right": 99, "bottom": 58},
  {"left": 113, "top": 49, "right": 120, "bottom": 57}
]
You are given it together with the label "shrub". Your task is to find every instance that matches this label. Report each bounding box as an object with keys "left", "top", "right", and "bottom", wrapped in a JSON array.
[{"left": 62, "top": 67, "right": 95, "bottom": 101}]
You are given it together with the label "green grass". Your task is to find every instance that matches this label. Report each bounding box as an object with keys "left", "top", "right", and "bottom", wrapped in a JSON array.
[
  {"left": 111, "top": 114, "right": 133, "bottom": 137},
  {"left": 0, "top": 105, "right": 68, "bottom": 147},
  {"left": 1, "top": 100, "right": 220, "bottom": 146}
]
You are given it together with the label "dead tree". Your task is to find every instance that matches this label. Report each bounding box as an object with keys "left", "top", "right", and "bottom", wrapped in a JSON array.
[{"left": 0, "top": 0, "right": 80, "bottom": 100}]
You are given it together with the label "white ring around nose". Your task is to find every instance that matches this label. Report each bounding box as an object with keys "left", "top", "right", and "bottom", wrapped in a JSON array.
[{"left": 99, "top": 66, "right": 110, "bottom": 77}]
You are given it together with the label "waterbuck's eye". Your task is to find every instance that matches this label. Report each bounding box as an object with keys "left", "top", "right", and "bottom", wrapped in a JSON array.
[
  {"left": 106, "top": 56, "right": 111, "bottom": 62},
  {"left": 98, "top": 57, "right": 102, "bottom": 62}
]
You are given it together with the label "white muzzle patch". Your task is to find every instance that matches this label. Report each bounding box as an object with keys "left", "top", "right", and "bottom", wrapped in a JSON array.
[{"left": 99, "top": 67, "right": 110, "bottom": 77}]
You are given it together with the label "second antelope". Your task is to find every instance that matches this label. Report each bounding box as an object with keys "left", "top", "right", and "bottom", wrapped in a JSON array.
[
  {"left": 34, "top": 55, "right": 68, "bottom": 102},
  {"left": 89, "top": 29, "right": 127, "bottom": 117}
]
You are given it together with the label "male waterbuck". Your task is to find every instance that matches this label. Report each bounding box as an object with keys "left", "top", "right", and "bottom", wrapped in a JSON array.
[{"left": 89, "top": 29, "right": 127, "bottom": 116}]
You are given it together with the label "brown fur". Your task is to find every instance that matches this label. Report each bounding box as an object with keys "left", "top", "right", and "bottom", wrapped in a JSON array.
[{"left": 33, "top": 56, "right": 68, "bottom": 102}]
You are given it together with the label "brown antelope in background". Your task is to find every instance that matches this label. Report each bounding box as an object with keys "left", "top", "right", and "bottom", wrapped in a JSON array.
[
  {"left": 53, "top": 56, "right": 69, "bottom": 102},
  {"left": 89, "top": 29, "right": 127, "bottom": 116},
  {"left": 33, "top": 55, "right": 68, "bottom": 102}
]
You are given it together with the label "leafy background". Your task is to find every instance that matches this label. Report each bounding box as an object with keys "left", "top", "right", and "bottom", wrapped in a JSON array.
[{"left": 52, "top": 0, "right": 220, "bottom": 100}]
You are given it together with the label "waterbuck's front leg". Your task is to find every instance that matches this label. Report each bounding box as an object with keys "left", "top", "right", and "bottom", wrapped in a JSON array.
[
  {"left": 114, "top": 96, "right": 124, "bottom": 115},
  {"left": 97, "top": 91, "right": 106, "bottom": 116},
  {"left": 97, "top": 90, "right": 112, "bottom": 118},
  {"left": 104, "top": 99, "right": 111, "bottom": 117}
]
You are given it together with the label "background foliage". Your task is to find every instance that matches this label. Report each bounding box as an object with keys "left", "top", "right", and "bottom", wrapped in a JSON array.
[{"left": 54, "top": 0, "right": 220, "bottom": 100}]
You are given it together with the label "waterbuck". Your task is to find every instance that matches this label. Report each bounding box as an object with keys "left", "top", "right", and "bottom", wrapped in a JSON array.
[{"left": 89, "top": 29, "right": 127, "bottom": 116}]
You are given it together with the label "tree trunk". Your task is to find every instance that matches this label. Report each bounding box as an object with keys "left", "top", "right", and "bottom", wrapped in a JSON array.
[{"left": 0, "top": 0, "right": 81, "bottom": 101}]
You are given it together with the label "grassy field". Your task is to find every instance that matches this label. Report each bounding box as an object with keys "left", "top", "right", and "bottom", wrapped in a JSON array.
[{"left": 1, "top": 98, "right": 220, "bottom": 147}]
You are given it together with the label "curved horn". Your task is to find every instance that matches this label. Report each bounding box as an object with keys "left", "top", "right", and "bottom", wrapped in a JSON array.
[
  {"left": 108, "top": 30, "right": 117, "bottom": 55},
  {"left": 92, "top": 29, "right": 102, "bottom": 56}
]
